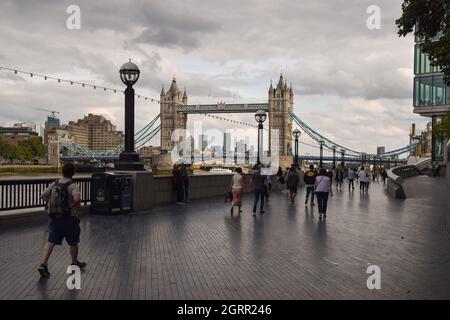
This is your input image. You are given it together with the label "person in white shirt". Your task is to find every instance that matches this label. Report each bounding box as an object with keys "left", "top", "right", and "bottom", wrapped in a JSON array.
[
  {"left": 229, "top": 167, "right": 244, "bottom": 215},
  {"left": 314, "top": 168, "right": 333, "bottom": 219},
  {"left": 364, "top": 167, "right": 371, "bottom": 191},
  {"left": 358, "top": 166, "right": 367, "bottom": 192}
]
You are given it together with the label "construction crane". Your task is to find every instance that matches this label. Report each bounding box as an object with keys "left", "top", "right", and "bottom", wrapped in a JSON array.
[{"left": 34, "top": 107, "right": 60, "bottom": 118}]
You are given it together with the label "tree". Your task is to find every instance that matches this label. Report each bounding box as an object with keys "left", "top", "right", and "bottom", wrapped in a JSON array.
[
  {"left": 396, "top": 0, "right": 450, "bottom": 84},
  {"left": 18, "top": 137, "right": 46, "bottom": 158},
  {"left": 0, "top": 139, "right": 9, "bottom": 160},
  {"left": 433, "top": 110, "right": 450, "bottom": 140}
]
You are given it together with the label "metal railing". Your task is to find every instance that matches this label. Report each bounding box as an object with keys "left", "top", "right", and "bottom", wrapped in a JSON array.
[{"left": 0, "top": 178, "right": 91, "bottom": 211}]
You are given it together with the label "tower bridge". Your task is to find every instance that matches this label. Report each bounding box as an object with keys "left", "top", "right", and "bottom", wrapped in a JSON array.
[{"left": 160, "top": 73, "right": 294, "bottom": 166}]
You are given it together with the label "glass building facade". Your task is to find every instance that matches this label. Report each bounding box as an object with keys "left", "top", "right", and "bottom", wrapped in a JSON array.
[{"left": 413, "top": 36, "right": 449, "bottom": 163}]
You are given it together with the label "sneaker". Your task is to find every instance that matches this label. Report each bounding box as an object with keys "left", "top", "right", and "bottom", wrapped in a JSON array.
[
  {"left": 260, "top": 210, "right": 265, "bottom": 214},
  {"left": 71, "top": 261, "right": 87, "bottom": 269},
  {"left": 38, "top": 263, "right": 50, "bottom": 278},
  {"left": 311, "top": 202, "right": 315, "bottom": 206}
]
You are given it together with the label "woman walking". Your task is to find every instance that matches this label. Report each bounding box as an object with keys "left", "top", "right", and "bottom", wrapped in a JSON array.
[
  {"left": 315, "top": 168, "right": 333, "bottom": 219},
  {"left": 229, "top": 167, "right": 244, "bottom": 215}
]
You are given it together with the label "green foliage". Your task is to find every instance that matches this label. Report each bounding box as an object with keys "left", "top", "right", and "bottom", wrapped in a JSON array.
[
  {"left": 396, "top": 0, "right": 450, "bottom": 84},
  {"left": 433, "top": 111, "right": 450, "bottom": 140},
  {"left": 18, "top": 136, "right": 46, "bottom": 158},
  {"left": 0, "top": 137, "right": 46, "bottom": 163}
]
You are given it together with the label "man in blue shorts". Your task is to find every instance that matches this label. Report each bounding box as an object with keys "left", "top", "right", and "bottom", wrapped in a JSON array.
[{"left": 38, "top": 163, "right": 86, "bottom": 278}]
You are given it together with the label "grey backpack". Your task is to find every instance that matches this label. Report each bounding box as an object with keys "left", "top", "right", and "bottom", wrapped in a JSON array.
[{"left": 47, "top": 180, "right": 73, "bottom": 217}]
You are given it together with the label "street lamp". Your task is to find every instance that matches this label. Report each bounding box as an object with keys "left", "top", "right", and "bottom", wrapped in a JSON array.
[
  {"left": 331, "top": 145, "right": 337, "bottom": 169},
  {"left": 116, "top": 59, "right": 144, "bottom": 171},
  {"left": 319, "top": 140, "right": 325, "bottom": 167},
  {"left": 255, "top": 110, "right": 267, "bottom": 165},
  {"left": 293, "top": 128, "right": 301, "bottom": 166}
]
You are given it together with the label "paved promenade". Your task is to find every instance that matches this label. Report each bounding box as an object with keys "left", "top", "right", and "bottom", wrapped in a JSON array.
[{"left": 0, "top": 177, "right": 449, "bottom": 300}]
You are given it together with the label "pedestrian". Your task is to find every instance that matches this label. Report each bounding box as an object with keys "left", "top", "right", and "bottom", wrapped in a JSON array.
[
  {"left": 365, "top": 167, "right": 371, "bottom": 191},
  {"left": 285, "top": 167, "right": 290, "bottom": 191},
  {"left": 335, "top": 168, "right": 344, "bottom": 189},
  {"left": 303, "top": 164, "right": 316, "bottom": 206},
  {"left": 277, "top": 166, "right": 285, "bottom": 188},
  {"left": 229, "top": 167, "right": 244, "bottom": 215},
  {"left": 347, "top": 168, "right": 355, "bottom": 190},
  {"left": 287, "top": 165, "right": 300, "bottom": 204},
  {"left": 381, "top": 167, "right": 388, "bottom": 184},
  {"left": 314, "top": 168, "right": 333, "bottom": 220},
  {"left": 172, "top": 164, "right": 184, "bottom": 203},
  {"left": 180, "top": 163, "right": 190, "bottom": 203},
  {"left": 251, "top": 165, "right": 269, "bottom": 215},
  {"left": 434, "top": 162, "right": 441, "bottom": 178},
  {"left": 265, "top": 175, "right": 272, "bottom": 201},
  {"left": 38, "top": 162, "right": 86, "bottom": 278},
  {"left": 358, "top": 166, "right": 366, "bottom": 192}
]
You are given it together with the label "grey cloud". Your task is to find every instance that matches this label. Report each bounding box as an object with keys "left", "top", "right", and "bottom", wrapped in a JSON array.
[{"left": 0, "top": 0, "right": 428, "bottom": 151}]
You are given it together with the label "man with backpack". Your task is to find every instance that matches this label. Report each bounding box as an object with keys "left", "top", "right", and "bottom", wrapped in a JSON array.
[
  {"left": 303, "top": 164, "right": 317, "bottom": 206},
  {"left": 38, "top": 162, "right": 86, "bottom": 278}
]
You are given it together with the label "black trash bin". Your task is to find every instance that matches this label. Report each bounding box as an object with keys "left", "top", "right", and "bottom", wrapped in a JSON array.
[{"left": 90, "top": 172, "right": 133, "bottom": 215}]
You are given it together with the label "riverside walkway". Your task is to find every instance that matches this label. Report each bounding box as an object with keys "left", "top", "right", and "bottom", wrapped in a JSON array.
[{"left": 0, "top": 177, "right": 449, "bottom": 300}]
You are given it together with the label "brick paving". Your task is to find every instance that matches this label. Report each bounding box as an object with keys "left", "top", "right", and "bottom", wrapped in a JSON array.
[{"left": 0, "top": 176, "right": 449, "bottom": 300}]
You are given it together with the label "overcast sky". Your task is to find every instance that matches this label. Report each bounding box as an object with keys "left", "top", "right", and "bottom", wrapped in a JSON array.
[{"left": 0, "top": 0, "right": 428, "bottom": 155}]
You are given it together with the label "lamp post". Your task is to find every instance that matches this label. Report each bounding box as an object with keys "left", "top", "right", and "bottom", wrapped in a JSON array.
[
  {"left": 255, "top": 110, "right": 267, "bottom": 165},
  {"left": 319, "top": 140, "right": 325, "bottom": 167},
  {"left": 340, "top": 148, "right": 345, "bottom": 167},
  {"left": 293, "top": 128, "right": 301, "bottom": 166},
  {"left": 332, "top": 146, "right": 337, "bottom": 169},
  {"left": 116, "top": 59, "right": 144, "bottom": 171}
]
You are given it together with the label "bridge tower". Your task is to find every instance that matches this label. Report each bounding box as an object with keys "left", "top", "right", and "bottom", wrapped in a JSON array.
[
  {"left": 268, "top": 73, "right": 294, "bottom": 162},
  {"left": 160, "top": 77, "right": 187, "bottom": 151}
]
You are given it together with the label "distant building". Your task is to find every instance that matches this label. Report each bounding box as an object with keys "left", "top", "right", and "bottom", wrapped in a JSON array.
[
  {"left": 0, "top": 127, "right": 39, "bottom": 145},
  {"left": 67, "top": 114, "right": 124, "bottom": 151},
  {"left": 377, "top": 146, "right": 385, "bottom": 156},
  {"left": 410, "top": 122, "right": 432, "bottom": 158},
  {"left": 44, "top": 116, "right": 61, "bottom": 145},
  {"left": 137, "top": 146, "right": 161, "bottom": 157},
  {"left": 199, "top": 134, "right": 208, "bottom": 151},
  {"left": 65, "top": 121, "right": 89, "bottom": 149},
  {"left": 13, "top": 122, "right": 44, "bottom": 137},
  {"left": 160, "top": 77, "right": 188, "bottom": 150},
  {"left": 46, "top": 128, "right": 76, "bottom": 167}
]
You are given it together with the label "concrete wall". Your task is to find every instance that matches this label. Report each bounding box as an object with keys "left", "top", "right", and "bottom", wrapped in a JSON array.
[{"left": 132, "top": 173, "right": 255, "bottom": 211}]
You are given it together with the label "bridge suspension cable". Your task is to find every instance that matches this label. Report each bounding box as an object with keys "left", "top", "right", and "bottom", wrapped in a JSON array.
[{"left": 289, "top": 112, "right": 418, "bottom": 158}]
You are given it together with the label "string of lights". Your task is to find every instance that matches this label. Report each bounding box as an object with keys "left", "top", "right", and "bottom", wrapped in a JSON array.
[
  {"left": 203, "top": 113, "right": 258, "bottom": 128},
  {"left": 0, "top": 65, "right": 162, "bottom": 103}
]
